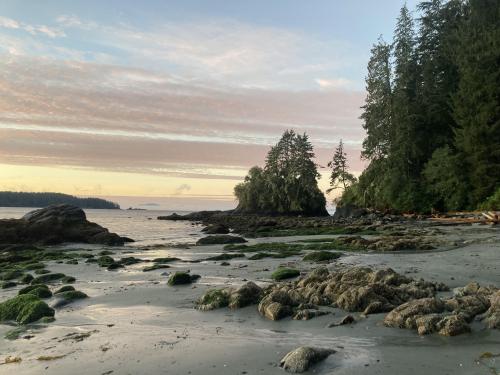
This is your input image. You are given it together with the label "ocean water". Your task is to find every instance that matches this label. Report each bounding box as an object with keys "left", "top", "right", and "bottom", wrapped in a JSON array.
[{"left": 0, "top": 207, "right": 205, "bottom": 246}]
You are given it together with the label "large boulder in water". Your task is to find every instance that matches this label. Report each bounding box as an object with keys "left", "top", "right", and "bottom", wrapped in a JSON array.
[{"left": 0, "top": 204, "right": 131, "bottom": 247}]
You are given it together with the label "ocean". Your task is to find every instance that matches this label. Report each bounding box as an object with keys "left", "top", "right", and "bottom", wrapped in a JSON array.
[{"left": 0, "top": 207, "right": 205, "bottom": 246}]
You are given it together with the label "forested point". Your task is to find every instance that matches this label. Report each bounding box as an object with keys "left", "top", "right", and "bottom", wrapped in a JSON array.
[
  {"left": 235, "top": 130, "right": 328, "bottom": 216},
  {"left": 340, "top": 0, "right": 499, "bottom": 213},
  {"left": 0, "top": 192, "right": 120, "bottom": 209}
]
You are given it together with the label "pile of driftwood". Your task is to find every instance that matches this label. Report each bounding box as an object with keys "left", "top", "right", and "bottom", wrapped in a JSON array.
[{"left": 429, "top": 211, "right": 499, "bottom": 225}]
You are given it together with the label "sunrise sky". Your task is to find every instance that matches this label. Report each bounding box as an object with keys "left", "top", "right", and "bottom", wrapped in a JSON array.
[{"left": 0, "top": 0, "right": 417, "bottom": 210}]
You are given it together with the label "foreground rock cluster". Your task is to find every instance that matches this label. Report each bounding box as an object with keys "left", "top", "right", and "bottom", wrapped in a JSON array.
[
  {"left": 0, "top": 204, "right": 132, "bottom": 248},
  {"left": 197, "top": 266, "right": 499, "bottom": 337}
]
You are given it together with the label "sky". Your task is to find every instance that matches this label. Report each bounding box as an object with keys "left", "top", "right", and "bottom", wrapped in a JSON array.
[{"left": 0, "top": 0, "right": 418, "bottom": 210}]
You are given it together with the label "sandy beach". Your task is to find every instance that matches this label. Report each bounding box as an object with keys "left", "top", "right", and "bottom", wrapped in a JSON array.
[{"left": 1, "top": 220, "right": 498, "bottom": 375}]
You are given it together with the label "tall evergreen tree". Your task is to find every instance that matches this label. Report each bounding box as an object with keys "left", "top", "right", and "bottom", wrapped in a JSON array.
[
  {"left": 360, "top": 37, "right": 393, "bottom": 161},
  {"left": 327, "top": 140, "right": 357, "bottom": 192},
  {"left": 452, "top": 0, "right": 500, "bottom": 205}
]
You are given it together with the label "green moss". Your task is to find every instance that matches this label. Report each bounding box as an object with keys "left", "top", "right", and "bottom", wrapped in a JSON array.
[
  {"left": 65, "top": 259, "right": 78, "bottom": 265},
  {"left": 1, "top": 269, "right": 24, "bottom": 280},
  {"left": 0, "top": 294, "right": 54, "bottom": 324},
  {"left": 19, "top": 284, "right": 52, "bottom": 298},
  {"left": 1, "top": 281, "right": 17, "bottom": 289},
  {"left": 225, "top": 242, "right": 303, "bottom": 259},
  {"left": 22, "top": 262, "right": 46, "bottom": 270},
  {"left": 196, "top": 235, "right": 247, "bottom": 245},
  {"left": 118, "top": 257, "right": 143, "bottom": 265},
  {"left": 168, "top": 272, "right": 196, "bottom": 286},
  {"left": 196, "top": 289, "right": 229, "bottom": 310},
  {"left": 61, "top": 276, "right": 76, "bottom": 283},
  {"left": 303, "top": 251, "right": 342, "bottom": 262},
  {"left": 98, "top": 250, "right": 115, "bottom": 256},
  {"left": 243, "top": 226, "right": 379, "bottom": 238},
  {"left": 54, "top": 285, "right": 75, "bottom": 294},
  {"left": 19, "top": 274, "right": 34, "bottom": 284},
  {"left": 142, "top": 264, "right": 170, "bottom": 272},
  {"left": 106, "top": 263, "right": 124, "bottom": 271},
  {"left": 31, "top": 273, "right": 66, "bottom": 284},
  {"left": 271, "top": 267, "right": 300, "bottom": 281},
  {"left": 96, "top": 256, "right": 115, "bottom": 267},
  {"left": 205, "top": 253, "right": 245, "bottom": 261},
  {"left": 152, "top": 257, "right": 180, "bottom": 263},
  {"left": 56, "top": 290, "right": 88, "bottom": 301}
]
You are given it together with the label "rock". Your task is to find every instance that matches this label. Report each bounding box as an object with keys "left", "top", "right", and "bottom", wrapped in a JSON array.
[
  {"left": 228, "top": 282, "right": 262, "bottom": 309},
  {"left": 280, "top": 346, "right": 335, "bottom": 373},
  {"left": 303, "top": 251, "right": 342, "bottom": 262},
  {"left": 196, "top": 289, "right": 230, "bottom": 311},
  {"left": 51, "top": 290, "right": 88, "bottom": 308},
  {"left": 384, "top": 298, "right": 445, "bottom": 329},
  {"left": 0, "top": 294, "right": 55, "bottom": 324},
  {"left": 484, "top": 290, "right": 500, "bottom": 329},
  {"left": 271, "top": 268, "right": 300, "bottom": 281},
  {"left": 437, "top": 315, "right": 471, "bottom": 336},
  {"left": 196, "top": 235, "right": 247, "bottom": 245},
  {"left": 415, "top": 314, "right": 443, "bottom": 335},
  {"left": 202, "top": 224, "right": 230, "bottom": 234},
  {"left": 31, "top": 273, "right": 66, "bottom": 284},
  {"left": 328, "top": 315, "right": 355, "bottom": 327},
  {"left": 258, "top": 290, "right": 295, "bottom": 320},
  {"left": 18, "top": 284, "right": 52, "bottom": 298},
  {"left": 293, "top": 309, "right": 329, "bottom": 320},
  {"left": 54, "top": 285, "right": 75, "bottom": 294},
  {"left": 168, "top": 272, "right": 198, "bottom": 286},
  {"left": 1, "top": 281, "right": 17, "bottom": 289},
  {"left": 0, "top": 204, "right": 131, "bottom": 247},
  {"left": 333, "top": 204, "right": 367, "bottom": 220}
]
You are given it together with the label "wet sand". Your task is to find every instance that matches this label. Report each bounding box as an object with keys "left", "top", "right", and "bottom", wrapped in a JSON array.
[{"left": 0, "top": 224, "right": 499, "bottom": 374}]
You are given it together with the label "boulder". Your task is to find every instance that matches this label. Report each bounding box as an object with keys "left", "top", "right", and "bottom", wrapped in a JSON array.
[
  {"left": 196, "top": 235, "right": 247, "bottom": 245},
  {"left": 280, "top": 346, "right": 335, "bottom": 373},
  {"left": 485, "top": 290, "right": 500, "bottom": 329},
  {"left": 0, "top": 294, "right": 55, "bottom": 324},
  {"left": 0, "top": 204, "right": 131, "bottom": 248},
  {"left": 384, "top": 298, "right": 445, "bottom": 329},
  {"left": 202, "top": 224, "right": 230, "bottom": 234}
]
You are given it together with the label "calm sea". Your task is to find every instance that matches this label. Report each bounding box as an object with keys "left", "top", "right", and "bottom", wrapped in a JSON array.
[{"left": 0, "top": 207, "right": 205, "bottom": 246}]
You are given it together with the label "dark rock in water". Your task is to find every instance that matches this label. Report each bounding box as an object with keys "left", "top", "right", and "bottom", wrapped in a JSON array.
[
  {"left": 202, "top": 224, "right": 230, "bottom": 234},
  {"left": 168, "top": 272, "right": 199, "bottom": 286},
  {"left": 280, "top": 346, "right": 335, "bottom": 373},
  {"left": 158, "top": 211, "right": 222, "bottom": 221},
  {"left": 333, "top": 204, "right": 367, "bottom": 220},
  {"left": 0, "top": 204, "right": 132, "bottom": 248},
  {"left": 196, "top": 235, "right": 247, "bottom": 245},
  {"left": 327, "top": 314, "right": 355, "bottom": 327}
]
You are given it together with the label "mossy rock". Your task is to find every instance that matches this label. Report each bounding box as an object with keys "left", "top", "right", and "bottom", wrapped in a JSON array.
[
  {"left": 56, "top": 290, "right": 88, "bottom": 301},
  {"left": 118, "top": 257, "right": 143, "bottom": 265},
  {"left": 1, "top": 269, "right": 24, "bottom": 281},
  {"left": 106, "top": 263, "right": 124, "bottom": 271},
  {"left": 98, "top": 250, "right": 115, "bottom": 256},
  {"left": 271, "top": 268, "right": 300, "bottom": 281},
  {"left": 168, "top": 272, "right": 198, "bottom": 286},
  {"left": 196, "top": 235, "right": 247, "bottom": 246},
  {"left": 65, "top": 259, "right": 78, "bottom": 265},
  {"left": 19, "top": 284, "right": 52, "bottom": 298},
  {"left": 19, "top": 274, "right": 34, "bottom": 284},
  {"left": 31, "top": 273, "right": 66, "bottom": 284},
  {"left": 97, "top": 256, "right": 115, "bottom": 267},
  {"left": 54, "top": 285, "right": 75, "bottom": 294},
  {"left": 61, "top": 276, "right": 76, "bottom": 283},
  {"left": 152, "top": 257, "right": 180, "bottom": 263},
  {"left": 143, "top": 264, "right": 170, "bottom": 272},
  {"left": 1, "top": 281, "right": 17, "bottom": 289},
  {"left": 22, "top": 262, "right": 46, "bottom": 270},
  {"left": 196, "top": 289, "right": 229, "bottom": 310},
  {"left": 0, "top": 294, "right": 55, "bottom": 324},
  {"left": 205, "top": 253, "right": 245, "bottom": 261},
  {"left": 34, "top": 269, "right": 51, "bottom": 275},
  {"left": 303, "top": 251, "right": 342, "bottom": 262}
]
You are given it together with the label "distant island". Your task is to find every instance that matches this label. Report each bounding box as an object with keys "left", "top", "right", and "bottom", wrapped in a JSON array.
[{"left": 0, "top": 192, "right": 120, "bottom": 209}]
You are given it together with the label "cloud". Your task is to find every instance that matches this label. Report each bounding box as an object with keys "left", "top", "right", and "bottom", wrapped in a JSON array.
[
  {"left": 174, "top": 184, "right": 192, "bottom": 195},
  {"left": 0, "top": 16, "right": 65, "bottom": 38},
  {"left": 0, "top": 56, "right": 366, "bottom": 180},
  {"left": 315, "top": 78, "right": 353, "bottom": 89}
]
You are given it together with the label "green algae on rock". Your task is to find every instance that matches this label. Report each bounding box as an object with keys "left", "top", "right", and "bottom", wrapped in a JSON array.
[
  {"left": 54, "top": 285, "right": 75, "bottom": 294},
  {"left": 168, "top": 272, "right": 200, "bottom": 285},
  {"left": 31, "top": 273, "right": 66, "bottom": 284},
  {"left": 271, "top": 268, "right": 300, "bottom": 281},
  {"left": 0, "top": 294, "right": 55, "bottom": 324},
  {"left": 19, "top": 284, "right": 52, "bottom": 298}
]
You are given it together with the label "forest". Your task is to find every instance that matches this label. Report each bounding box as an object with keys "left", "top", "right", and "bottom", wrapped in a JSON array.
[
  {"left": 341, "top": 0, "right": 499, "bottom": 212},
  {"left": 0, "top": 192, "right": 120, "bottom": 209}
]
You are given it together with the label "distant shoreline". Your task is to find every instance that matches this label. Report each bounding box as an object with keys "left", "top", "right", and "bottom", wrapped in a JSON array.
[{"left": 0, "top": 191, "right": 120, "bottom": 210}]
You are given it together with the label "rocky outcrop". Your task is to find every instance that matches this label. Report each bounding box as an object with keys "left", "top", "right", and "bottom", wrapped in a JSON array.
[
  {"left": 256, "top": 266, "right": 447, "bottom": 321},
  {"left": 0, "top": 204, "right": 132, "bottom": 248},
  {"left": 202, "top": 224, "right": 230, "bottom": 234},
  {"left": 384, "top": 282, "right": 497, "bottom": 336},
  {"left": 280, "top": 347, "right": 335, "bottom": 373}
]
